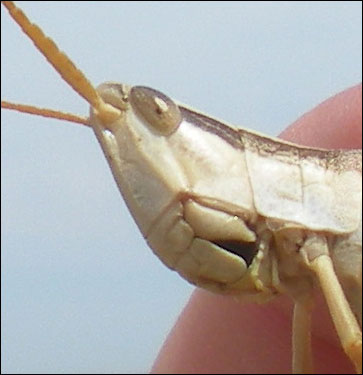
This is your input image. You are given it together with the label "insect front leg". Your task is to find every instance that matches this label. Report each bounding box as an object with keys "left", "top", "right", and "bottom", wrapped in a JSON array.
[
  {"left": 292, "top": 295, "right": 314, "bottom": 374},
  {"left": 301, "top": 235, "right": 362, "bottom": 373}
]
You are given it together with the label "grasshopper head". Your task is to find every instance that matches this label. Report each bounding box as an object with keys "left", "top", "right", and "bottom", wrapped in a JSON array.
[{"left": 89, "top": 83, "right": 271, "bottom": 298}]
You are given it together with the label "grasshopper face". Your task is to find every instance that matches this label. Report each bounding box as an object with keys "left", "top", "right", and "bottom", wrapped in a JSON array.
[{"left": 91, "top": 83, "right": 187, "bottom": 236}]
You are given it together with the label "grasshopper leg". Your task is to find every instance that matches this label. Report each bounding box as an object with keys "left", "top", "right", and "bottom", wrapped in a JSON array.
[
  {"left": 292, "top": 296, "right": 314, "bottom": 374},
  {"left": 310, "top": 254, "right": 362, "bottom": 373}
]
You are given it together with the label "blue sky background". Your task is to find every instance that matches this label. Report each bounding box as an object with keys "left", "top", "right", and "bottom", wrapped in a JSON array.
[{"left": 2, "top": 2, "right": 362, "bottom": 373}]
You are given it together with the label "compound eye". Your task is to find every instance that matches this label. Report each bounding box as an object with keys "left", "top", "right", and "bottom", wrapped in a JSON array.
[{"left": 129, "top": 86, "right": 182, "bottom": 135}]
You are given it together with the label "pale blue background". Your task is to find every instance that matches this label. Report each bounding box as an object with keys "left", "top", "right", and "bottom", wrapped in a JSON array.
[{"left": 1, "top": 2, "right": 362, "bottom": 374}]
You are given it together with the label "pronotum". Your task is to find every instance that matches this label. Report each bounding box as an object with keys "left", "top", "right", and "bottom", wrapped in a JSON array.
[{"left": 1, "top": 1, "right": 362, "bottom": 374}]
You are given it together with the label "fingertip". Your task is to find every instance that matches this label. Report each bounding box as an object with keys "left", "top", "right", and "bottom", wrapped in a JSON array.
[
  {"left": 281, "top": 84, "right": 362, "bottom": 148},
  {"left": 152, "top": 291, "right": 292, "bottom": 374}
]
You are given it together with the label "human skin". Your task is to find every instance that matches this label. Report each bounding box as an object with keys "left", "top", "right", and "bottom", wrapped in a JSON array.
[{"left": 151, "top": 84, "right": 362, "bottom": 374}]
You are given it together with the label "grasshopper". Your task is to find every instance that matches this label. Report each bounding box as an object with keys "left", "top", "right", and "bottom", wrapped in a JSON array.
[{"left": 2, "top": 2, "right": 361, "bottom": 373}]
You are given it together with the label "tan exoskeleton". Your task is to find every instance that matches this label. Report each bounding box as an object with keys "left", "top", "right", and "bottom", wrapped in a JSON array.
[{"left": 2, "top": 2, "right": 362, "bottom": 373}]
